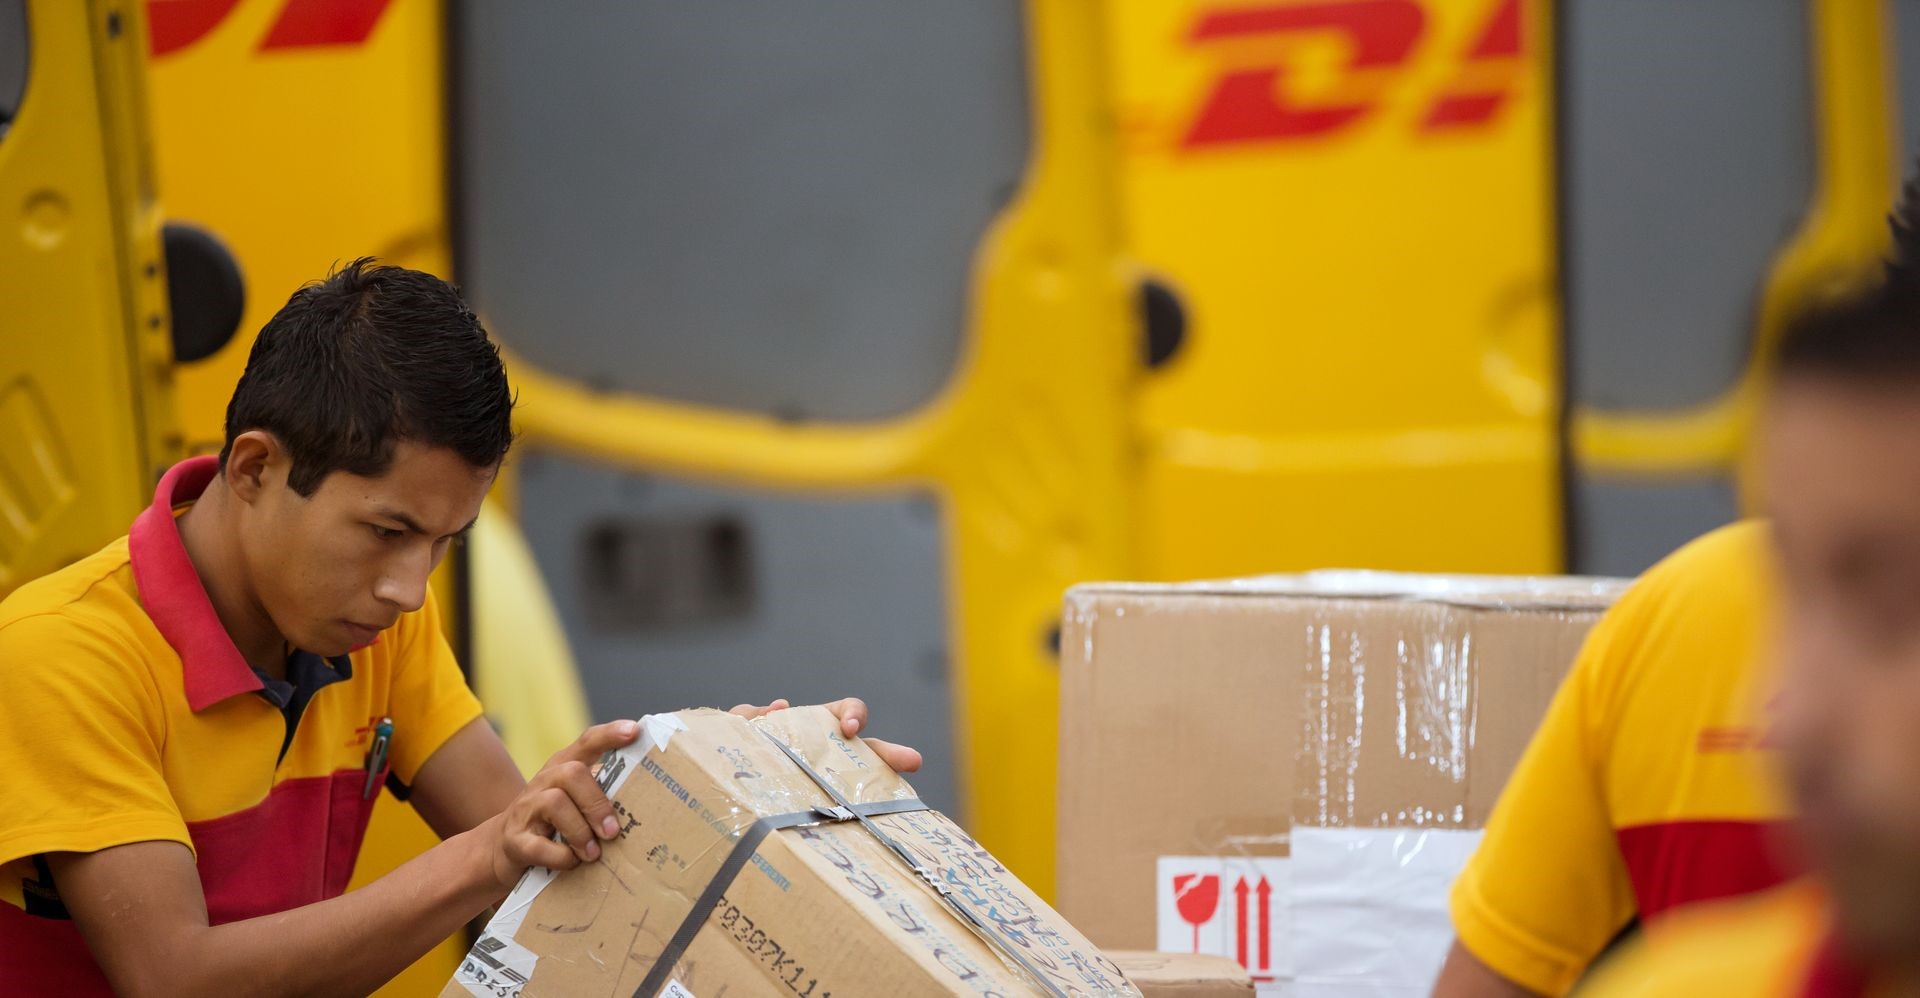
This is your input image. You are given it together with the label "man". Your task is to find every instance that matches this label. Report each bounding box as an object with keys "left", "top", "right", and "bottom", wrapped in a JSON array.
[
  {"left": 0, "top": 260, "right": 920, "bottom": 996},
  {"left": 1582, "top": 209, "right": 1920, "bottom": 994},
  {"left": 1433, "top": 520, "right": 1791, "bottom": 996},
  {"left": 1436, "top": 295, "right": 1835, "bottom": 993}
]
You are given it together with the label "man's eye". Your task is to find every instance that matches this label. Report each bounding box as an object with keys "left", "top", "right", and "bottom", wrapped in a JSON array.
[{"left": 370, "top": 525, "right": 404, "bottom": 541}]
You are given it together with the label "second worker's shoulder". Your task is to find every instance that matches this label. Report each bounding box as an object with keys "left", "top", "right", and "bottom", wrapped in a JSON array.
[
  {"left": 1640, "top": 519, "right": 1774, "bottom": 595},
  {"left": 1610, "top": 518, "right": 1776, "bottom": 636}
]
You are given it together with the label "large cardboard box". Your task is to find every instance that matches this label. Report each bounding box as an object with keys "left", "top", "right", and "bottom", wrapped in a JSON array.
[
  {"left": 1057, "top": 572, "right": 1625, "bottom": 993},
  {"left": 1109, "top": 951, "right": 1254, "bottom": 997},
  {"left": 447, "top": 705, "right": 1138, "bottom": 998}
]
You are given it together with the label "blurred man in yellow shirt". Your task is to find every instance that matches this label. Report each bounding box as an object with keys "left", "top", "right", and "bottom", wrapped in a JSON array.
[
  {"left": 1434, "top": 519, "right": 1793, "bottom": 997},
  {"left": 1582, "top": 190, "right": 1920, "bottom": 996}
]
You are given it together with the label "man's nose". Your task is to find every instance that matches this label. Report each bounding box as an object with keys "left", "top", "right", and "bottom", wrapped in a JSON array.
[{"left": 373, "top": 547, "right": 431, "bottom": 613}]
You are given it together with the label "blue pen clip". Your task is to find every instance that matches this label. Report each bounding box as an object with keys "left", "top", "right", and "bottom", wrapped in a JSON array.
[{"left": 362, "top": 717, "right": 393, "bottom": 800}]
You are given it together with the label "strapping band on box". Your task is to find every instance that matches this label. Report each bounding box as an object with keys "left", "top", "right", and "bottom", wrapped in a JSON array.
[
  {"left": 632, "top": 796, "right": 926, "bottom": 998},
  {"left": 634, "top": 728, "right": 1071, "bottom": 998}
]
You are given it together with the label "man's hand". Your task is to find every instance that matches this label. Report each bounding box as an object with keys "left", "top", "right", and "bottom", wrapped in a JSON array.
[
  {"left": 475, "top": 718, "right": 642, "bottom": 889},
  {"left": 729, "top": 696, "right": 924, "bottom": 773}
]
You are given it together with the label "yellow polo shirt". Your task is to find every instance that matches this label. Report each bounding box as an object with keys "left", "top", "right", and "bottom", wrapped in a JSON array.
[
  {"left": 1449, "top": 520, "right": 1797, "bottom": 994},
  {"left": 0, "top": 456, "right": 485, "bottom": 994},
  {"left": 1581, "top": 881, "right": 1872, "bottom": 998}
]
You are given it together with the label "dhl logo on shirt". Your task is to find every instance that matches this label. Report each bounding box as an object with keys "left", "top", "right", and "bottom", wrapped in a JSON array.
[
  {"left": 344, "top": 714, "right": 384, "bottom": 748},
  {"left": 1698, "top": 692, "right": 1786, "bottom": 753},
  {"left": 1697, "top": 726, "right": 1769, "bottom": 753}
]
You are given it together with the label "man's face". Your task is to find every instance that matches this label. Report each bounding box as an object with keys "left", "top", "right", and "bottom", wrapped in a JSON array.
[
  {"left": 238, "top": 438, "right": 494, "bottom": 657},
  {"left": 1763, "top": 377, "right": 1920, "bottom": 958}
]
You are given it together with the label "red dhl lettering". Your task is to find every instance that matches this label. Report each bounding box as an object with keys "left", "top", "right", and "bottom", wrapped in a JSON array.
[
  {"left": 1181, "top": 0, "right": 1526, "bottom": 149},
  {"left": 146, "top": 0, "right": 394, "bottom": 58}
]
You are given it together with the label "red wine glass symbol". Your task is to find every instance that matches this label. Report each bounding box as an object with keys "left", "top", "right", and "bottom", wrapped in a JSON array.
[{"left": 1172, "top": 873, "right": 1220, "bottom": 952}]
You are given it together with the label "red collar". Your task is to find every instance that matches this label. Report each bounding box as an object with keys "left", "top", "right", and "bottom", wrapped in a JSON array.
[{"left": 128, "top": 456, "right": 265, "bottom": 712}]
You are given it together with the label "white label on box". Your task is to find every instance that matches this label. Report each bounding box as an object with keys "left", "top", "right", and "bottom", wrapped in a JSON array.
[
  {"left": 1287, "top": 827, "right": 1482, "bottom": 997},
  {"left": 453, "top": 864, "right": 556, "bottom": 997},
  {"left": 452, "top": 931, "right": 538, "bottom": 998},
  {"left": 661, "top": 980, "right": 697, "bottom": 998},
  {"left": 1156, "top": 854, "right": 1291, "bottom": 991}
]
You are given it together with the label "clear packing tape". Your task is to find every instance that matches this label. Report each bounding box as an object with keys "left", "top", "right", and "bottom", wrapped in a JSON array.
[
  {"left": 1290, "top": 574, "right": 1628, "bottom": 828},
  {"left": 1295, "top": 573, "right": 1621, "bottom": 995}
]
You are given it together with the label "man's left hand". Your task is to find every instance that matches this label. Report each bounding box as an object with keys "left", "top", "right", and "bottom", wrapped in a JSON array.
[{"left": 729, "top": 696, "right": 923, "bottom": 773}]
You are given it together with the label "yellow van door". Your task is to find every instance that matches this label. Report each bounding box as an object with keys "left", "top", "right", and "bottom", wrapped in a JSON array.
[
  {"left": 0, "top": 0, "right": 177, "bottom": 597},
  {"left": 1107, "top": 0, "right": 1565, "bottom": 582}
]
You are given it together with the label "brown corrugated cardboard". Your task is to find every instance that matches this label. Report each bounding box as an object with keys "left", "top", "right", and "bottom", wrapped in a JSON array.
[
  {"left": 447, "top": 705, "right": 1137, "bottom": 998},
  {"left": 1109, "top": 951, "right": 1253, "bottom": 997},
  {"left": 1056, "top": 572, "right": 1624, "bottom": 954}
]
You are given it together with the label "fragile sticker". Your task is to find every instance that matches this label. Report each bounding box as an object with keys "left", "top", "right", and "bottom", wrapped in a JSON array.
[{"left": 1156, "top": 855, "right": 1290, "bottom": 990}]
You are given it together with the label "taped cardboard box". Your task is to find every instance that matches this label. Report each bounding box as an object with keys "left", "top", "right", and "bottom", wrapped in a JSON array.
[
  {"left": 1108, "top": 951, "right": 1253, "bottom": 997},
  {"left": 1056, "top": 572, "right": 1625, "bottom": 992},
  {"left": 447, "top": 705, "right": 1138, "bottom": 998}
]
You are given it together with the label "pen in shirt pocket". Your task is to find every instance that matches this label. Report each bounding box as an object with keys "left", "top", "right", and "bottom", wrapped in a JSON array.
[{"left": 362, "top": 716, "right": 392, "bottom": 800}]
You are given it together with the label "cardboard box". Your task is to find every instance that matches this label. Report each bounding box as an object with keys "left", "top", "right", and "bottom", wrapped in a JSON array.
[
  {"left": 1108, "top": 952, "right": 1254, "bottom": 997},
  {"left": 446, "top": 705, "right": 1138, "bottom": 998},
  {"left": 1056, "top": 572, "right": 1624, "bottom": 991}
]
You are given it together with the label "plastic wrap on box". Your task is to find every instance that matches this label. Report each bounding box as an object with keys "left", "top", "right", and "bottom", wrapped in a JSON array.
[
  {"left": 1288, "top": 578, "right": 1624, "bottom": 830},
  {"left": 1288, "top": 828, "right": 1483, "bottom": 997},
  {"left": 1287, "top": 578, "right": 1618, "bottom": 994}
]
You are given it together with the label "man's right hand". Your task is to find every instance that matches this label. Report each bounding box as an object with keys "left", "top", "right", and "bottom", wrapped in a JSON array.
[{"left": 476, "top": 719, "right": 642, "bottom": 889}]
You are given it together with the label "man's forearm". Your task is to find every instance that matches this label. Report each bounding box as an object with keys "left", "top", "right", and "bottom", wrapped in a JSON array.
[
  {"left": 408, "top": 716, "right": 532, "bottom": 841},
  {"left": 1432, "top": 940, "right": 1548, "bottom": 998},
  {"left": 88, "top": 825, "right": 506, "bottom": 998}
]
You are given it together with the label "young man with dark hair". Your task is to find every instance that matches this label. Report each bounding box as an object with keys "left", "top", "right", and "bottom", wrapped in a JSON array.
[
  {"left": 0, "top": 260, "right": 919, "bottom": 995},
  {"left": 1580, "top": 189, "right": 1920, "bottom": 995}
]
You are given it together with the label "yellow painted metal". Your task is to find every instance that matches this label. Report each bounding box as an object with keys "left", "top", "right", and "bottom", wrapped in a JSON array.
[
  {"left": 1106, "top": 0, "right": 1564, "bottom": 578},
  {"left": 0, "top": 0, "right": 179, "bottom": 598},
  {"left": 145, "top": 0, "right": 453, "bottom": 453},
  {"left": 1569, "top": 0, "right": 1897, "bottom": 476},
  {"left": 142, "top": 2, "right": 463, "bottom": 992},
  {"left": 505, "top": 0, "right": 1136, "bottom": 890},
  {"left": 469, "top": 499, "right": 593, "bottom": 777}
]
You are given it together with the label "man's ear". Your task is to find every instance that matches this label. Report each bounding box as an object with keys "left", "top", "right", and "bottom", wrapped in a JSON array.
[{"left": 223, "top": 431, "right": 284, "bottom": 505}]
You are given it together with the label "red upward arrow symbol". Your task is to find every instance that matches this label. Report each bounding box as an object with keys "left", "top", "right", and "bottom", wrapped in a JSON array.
[
  {"left": 1256, "top": 876, "right": 1273, "bottom": 970},
  {"left": 1234, "top": 877, "right": 1250, "bottom": 968}
]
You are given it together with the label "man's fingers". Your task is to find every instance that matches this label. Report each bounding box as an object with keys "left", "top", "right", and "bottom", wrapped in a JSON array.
[
  {"left": 515, "top": 831, "right": 578, "bottom": 872},
  {"left": 729, "top": 699, "right": 791, "bottom": 721},
  {"left": 551, "top": 719, "right": 641, "bottom": 768},
  {"left": 534, "top": 785, "right": 602, "bottom": 863},
  {"left": 862, "top": 737, "right": 922, "bottom": 773},
  {"left": 545, "top": 759, "right": 622, "bottom": 841},
  {"left": 823, "top": 697, "right": 869, "bottom": 738}
]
